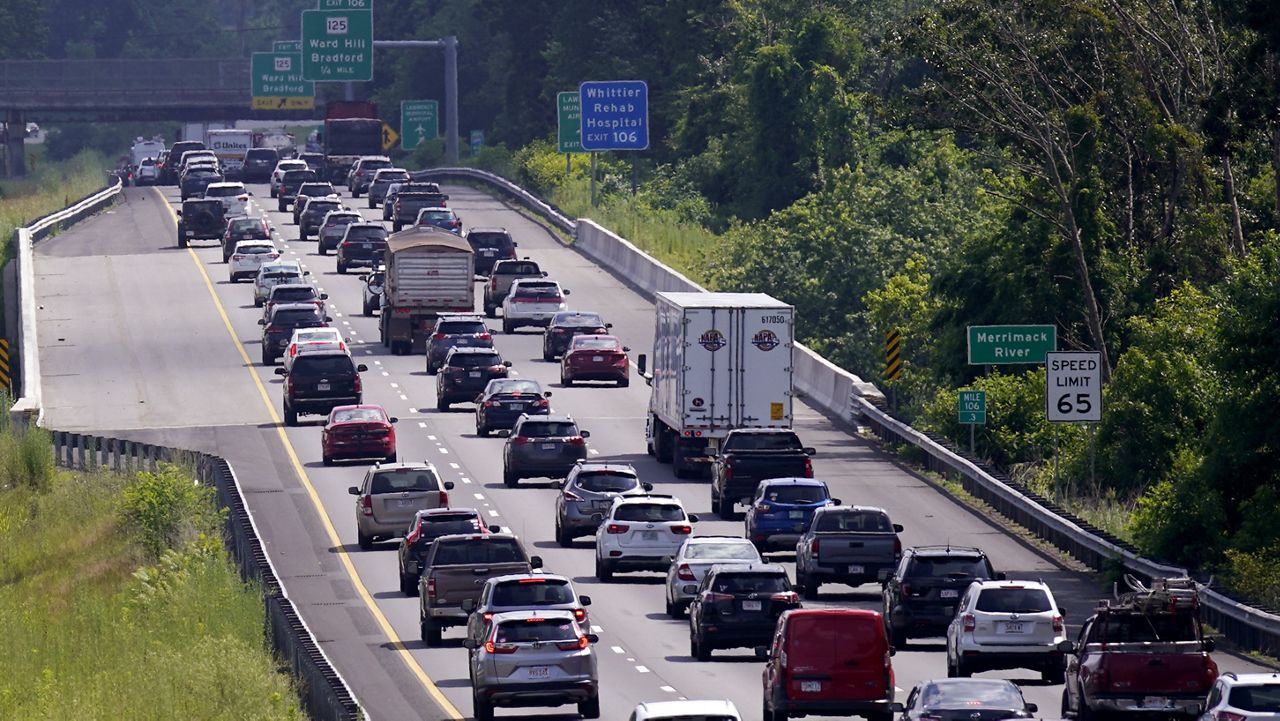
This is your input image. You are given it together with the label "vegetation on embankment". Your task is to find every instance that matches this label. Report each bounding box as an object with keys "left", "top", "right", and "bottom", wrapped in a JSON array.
[
  {"left": 0, "top": 421, "right": 304, "bottom": 720},
  {"left": 0, "top": 148, "right": 111, "bottom": 260}
]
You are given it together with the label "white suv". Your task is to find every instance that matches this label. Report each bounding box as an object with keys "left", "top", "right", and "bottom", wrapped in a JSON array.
[
  {"left": 630, "top": 700, "right": 742, "bottom": 721},
  {"left": 501, "top": 279, "right": 570, "bottom": 333},
  {"left": 1201, "top": 672, "right": 1280, "bottom": 721},
  {"left": 594, "top": 494, "right": 699, "bottom": 582},
  {"left": 945, "top": 579, "right": 1068, "bottom": 682},
  {"left": 203, "top": 181, "right": 250, "bottom": 216}
]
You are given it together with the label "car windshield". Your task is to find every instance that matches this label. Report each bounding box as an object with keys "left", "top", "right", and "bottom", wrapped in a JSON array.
[
  {"left": 375, "top": 171, "right": 409, "bottom": 182},
  {"left": 324, "top": 216, "right": 358, "bottom": 227},
  {"left": 614, "top": 504, "right": 684, "bottom": 522},
  {"left": 187, "top": 170, "right": 217, "bottom": 178},
  {"left": 432, "top": 539, "right": 524, "bottom": 565},
  {"left": 294, "top": 329, "right": 340, "bottom": 343},
  {"left": 518, "top": 422, "right": 578, "bottom": 438},
  {"left": 920, "top": 680, "right": 1024, "bottom": 710},
  {"left": 332, "top": 408, "right": 384, "bottom": 423},
  {"left": 272, "top": 288, "right": 317, "bottom": 302},
  {"left": 574, "top": 471, "right": 639, "bottom": 493},
  {"left": 1228, "top": 686, "right": 1280, "bottom": 713},
  {"left": 237, "top": 245, "right": 274, "bottom": 255},
  {"left": 762, "top": 484, "right": 827, "bottom": 504},
  {"left": 555, "top": 313, "right": 603, "bottom": 326},
  {"left": 264, "top": 272, "right": 303, "bottom": 281},
  {"left": 571, "top": 337, "right": 621, "bottom": 351},
  {"left": 308, "top": 202, "right": 340, "bottom": 214},
  {"left": 369, "top": 468, "right": 440, "bottom": 494},
  {"left": 1092, "top": 613, "right": 1199, "bottom": 643},
  {"left": 710, "top": 573, "right": 789, "bottom": 594},
  {"left": 492, "top": 580, "right": 575, "bottom": 607},
  {"left": 292, "top": 355, "right": 354, "bottom": 377},
  {"left": 272, "top": 309, "right": 324, "bottom": 326},
  {"left": 438, "top": 321, "right": 488, "bottom": 335},
  {"left": 284, "top": 171, "right": 316, "bottom": 181},
  {"left": 345, "top": 227, "right": 387, "bottom": 241},
  {"left": 729, "top": 433, "right": 802, "bottom": 450},
  {"left": 494, "top": 618, "right": 576, "bottom": 644},
  {"left": 362, "top": 160, "right": 392, "bottom": 170},
  {"left": 513, "top": 287, "right": 561, "bottom": 300},
  {"left": 909, "top": 557, "right": 990, "bottom": 578},
  {"left": 490, "top": 380, "right": 542, "bottom": 395},
  {"left": 448, "top": 353, "right": 502, "bottom": 369},
  {"left": 277, "top": 162, "right": 306, "bottom": 171},
  {"left": 418, "top": 514, "right": 483, "bottom": 538},
  {"left": 422, "top": 211, "right": 454, "bottom": 221},
  {"left": 231, "top": 219, "right": 262, "bottom": 232},
  {"left": 247, "top": 149, "right": 278, "bottom": 160},
  {"left": 497, "top": 262, "right": 540, "bottom": 275},
  {"left": 815, "top": 511, "right": 892, "bottom": 532},
  {"left": 299, "top": 184, "right": 333, "bottom": 195},
  {"left": 975, "top": 588, "right": 1053, "bottom": 613},
  {"left": 685, "top": 542, "right": 759, "bottom": 561},
  {"left": 469, "top": 232, "right": 513, "bottom": 250}
]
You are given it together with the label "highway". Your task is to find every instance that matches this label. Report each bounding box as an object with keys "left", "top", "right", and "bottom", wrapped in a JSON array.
[{"left": 34, "top": 182, "right": 1268, "bottom": 720}]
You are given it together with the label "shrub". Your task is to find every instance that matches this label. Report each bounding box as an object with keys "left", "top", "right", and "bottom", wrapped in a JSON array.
[
  {"left": 1128, "top": 448, "right": 1226, "bottom": 566},
  {"left": 120, "top": 464, "right": 220, "bottom": 560}
]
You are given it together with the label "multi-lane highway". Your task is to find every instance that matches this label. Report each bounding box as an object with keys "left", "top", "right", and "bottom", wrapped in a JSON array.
[{"left": 34, "top": 182, "right": 1268, "bottom": 720}]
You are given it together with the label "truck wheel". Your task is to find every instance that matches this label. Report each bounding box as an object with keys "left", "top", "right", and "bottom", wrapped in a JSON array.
[
  {"left": 1042, "top": 664, "right": 1065, "bottom": 685},
  {"left": 717, "top": 496, "right": 734, "bottom": 521},
  {"left": 476, "top": 424, "right": 489, "bottom": 438},
  {"left": 578, "top": 696, "right": 601, "bottom": 720},
  {"left": 555, "top": 521, "right": 572, "bottom": 548},
  {"left": 367, "top": 197, "right": 375, "bottom": 209},
  {"left": 472, "top": 690, "right": 493, "bottom": 721},
  {"left": 177, "top": 235, "right": 187, "bottom": 248},
  {"left": 422, "top": 619, "right": 442, "bottom": 646},
  {"left": 336, "top": 261, "right": 347, "bottom": 275},
  {"left": 594, "top": 557, "right": 614, "bottom": 582},
  {"left": 502, "top": 319, "right": 514, "bottom": 334},
  {"left": 503, "top": 467, "right": 518, "bottom": 488},
  {"left": 437, "top": 397, "right": 449, "bottom": 412},
  {"left": 399, "top": 572, "right": 417, "bottom": 596},
  {"left": 357, "top": 530, "right": 373, "bottom": 551},
  {"left": 393, "top": 221, "right": 402, "bottom": 232},
  {"left": 654, "top": 423, "right": 673, "bottom": 463},
  {"left": 261, "top": 348, "right": 273, "bottom": 366},
  {"left": 801, "top": 575, "right": 819, "bottom": 600},
  {"left": 283, "top": 403, "right": 298, "bottom": 427},
  {"left": 673, "top": 441, "right": 694, "bottom": 479}
]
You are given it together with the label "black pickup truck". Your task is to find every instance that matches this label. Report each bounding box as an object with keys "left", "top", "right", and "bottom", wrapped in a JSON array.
[
  {"left": 710, "top": 428, "right": 816, "bottom": 519},
  {"left": 391, "top": 191, "right": 450, "bottom": 232}
]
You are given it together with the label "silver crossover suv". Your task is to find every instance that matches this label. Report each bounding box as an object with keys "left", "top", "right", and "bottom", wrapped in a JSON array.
[
  {"left": 463, "top": 609, "right": 600, "bottom": 721},
  {"left": 348, "top": 462, "right": 454, "bottom": 549},
  {"left": 554, "top": 461, "right": 652, "bottom": 545}
]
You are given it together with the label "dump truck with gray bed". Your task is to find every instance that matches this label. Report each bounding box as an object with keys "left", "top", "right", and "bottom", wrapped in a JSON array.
[{"left": 379, "top": 227, "right": 476, "bottom": 355}]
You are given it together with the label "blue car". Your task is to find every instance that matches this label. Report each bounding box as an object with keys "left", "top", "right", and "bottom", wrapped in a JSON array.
[
  {"left": 474, "top": 378, "right": 550, "bottom": 436},
  {"left": 744, "top": 478, "right": 838, "bottom": 553}
]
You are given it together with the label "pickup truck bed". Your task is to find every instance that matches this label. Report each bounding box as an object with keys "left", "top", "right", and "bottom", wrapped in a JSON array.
[
  {"left": 794, "top": 506, "right": 903, "bottom": 598},
  {"left": 417, "top": 533, "right": 539, "bottom": 645}
]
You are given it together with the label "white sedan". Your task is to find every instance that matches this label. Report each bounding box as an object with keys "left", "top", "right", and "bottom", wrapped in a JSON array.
[
  {"left": 228, "top": 240, "right": 280, "bottom": 282},
  {"left": 203, "top": 181, "right": 250, "bottom": 217},
  {"left": 283, "top": 327, "right": 349, "bottom": 371}
]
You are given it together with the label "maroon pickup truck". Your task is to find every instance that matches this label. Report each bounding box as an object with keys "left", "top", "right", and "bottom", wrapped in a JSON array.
[{"left": 1062, "top": 577, "right": 1218, "bottom": 720}]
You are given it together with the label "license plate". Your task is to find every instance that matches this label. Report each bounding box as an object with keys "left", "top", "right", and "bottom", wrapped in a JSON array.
[
  {"left": 317, "top": 383, "right": 330, "bottom": 391},
  {"left": 593, "top": 355, "right": 604, "bottom": 362},
  {"left": 940, "top": 589, "right": 959, "bottom": 598},
  {"left": 482, "top": 249, "right": 495, "bottom": 255},
  {"left": 526, "top": 666, "right": 551, "bottom": 679},
  {"left": 1144, "top": 698, "right": 1168, "bottom": 709},
  {"left": 801, "top": 681, "right": 822, "bottom": 693},
  {"left": 541, "top": 443, "right": 556, "bottom": 450},
  {"left": 469, "top": 371, "right": 481, "bottom": 378},
  {"left": 639, "top": 531, "right": 660, "bottom": 541},
  {"left": 458, "top": 339, "right": 470, "bottom": 345},
  {"left": 359, "top": 242, "right": 371, "bottom": 249},
  {"left": 1000, "top": 622, "right": 1026, "bottom": 634},
  {"left": 848, "top": 564, "right": 864, "bottom": 575},
  {"left": 186, "top": 231, "right": 195, "bottom": 236},
  {"left": 395, "top": 499, "right": 417, "bottom": 508},
  {"left": 742, "top": 600, "right": 763, "bottom": 611},
  {"left": 789, "top": 510, "right": 804, "bottom": 519}
]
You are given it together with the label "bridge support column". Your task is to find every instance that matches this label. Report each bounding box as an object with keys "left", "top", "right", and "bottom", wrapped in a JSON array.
[{"left": 5, "top": 109, "right": 25, "bottom": 178}]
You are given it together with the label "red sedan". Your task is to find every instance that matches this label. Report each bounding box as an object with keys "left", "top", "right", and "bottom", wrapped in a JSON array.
[
  {"left": 321, "top": 404, "right": 398, "bottom": 465},
  {"left": 560, "top": 335, "right": 630, "bottom": 387}
]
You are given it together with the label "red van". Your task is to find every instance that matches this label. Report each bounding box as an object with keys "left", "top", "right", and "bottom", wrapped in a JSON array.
[{"left": 761, "top": 609, "right": 900, "bottom": 721}]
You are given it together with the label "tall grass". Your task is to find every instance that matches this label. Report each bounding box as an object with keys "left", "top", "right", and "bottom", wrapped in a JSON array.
[
  {"left": 0, "top": 149, "right": 111, "bottom": 263},
  {"left": 0, "top": 436, "right": 303, "bottom": 720}
]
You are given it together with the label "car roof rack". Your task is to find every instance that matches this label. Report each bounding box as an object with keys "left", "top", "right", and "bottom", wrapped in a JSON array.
[
  {"left": 1097, "top": 575, "right": 1200, "bottom": 614},
  {"left": 909, "top": 544, "right": 983, "bottom": 554}
]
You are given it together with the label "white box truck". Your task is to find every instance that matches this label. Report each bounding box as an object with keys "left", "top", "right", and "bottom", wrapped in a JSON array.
[
  {"left": 206, "top": 128, "right": 253, "bottom": 179},
  {"left": 378, "top": 227, "right": 476, "bottom": 355},
  {"left": 640, "top": 292, "right": 795, "bottom": 477}
]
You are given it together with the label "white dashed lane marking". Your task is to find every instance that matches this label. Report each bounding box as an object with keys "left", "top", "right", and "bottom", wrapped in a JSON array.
[
  {"left": 418, "top": 422, "right": 428, "bottom": 428},
  {"left": 611, "top": 646, "right": 625, "bottom": 654},
  {"left": 487, "top": 510, "right": 499, "bottom": 517},
  {"left": 449, "top": 462, "right": 459, "bottom": 469}
]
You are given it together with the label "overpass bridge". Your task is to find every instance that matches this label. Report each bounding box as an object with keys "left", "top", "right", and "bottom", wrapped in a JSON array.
[{"left": 0, "top": 58, "right": 317, "bottom": 175}]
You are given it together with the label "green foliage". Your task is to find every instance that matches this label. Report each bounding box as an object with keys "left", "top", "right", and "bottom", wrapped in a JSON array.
[
  {"left": 121, "top": 463, "right": 221, "bottom": 560},
  {"left": 1224, "top": 544, "right": 1280, "bottom": 610},
  {"left": 1129, "top": 448, "right": 1225, "bottom": 566}
]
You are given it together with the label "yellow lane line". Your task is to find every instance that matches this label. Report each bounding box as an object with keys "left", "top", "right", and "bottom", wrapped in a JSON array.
[{"left": 155, "top": 189, "right": 464, "bottom": 719}]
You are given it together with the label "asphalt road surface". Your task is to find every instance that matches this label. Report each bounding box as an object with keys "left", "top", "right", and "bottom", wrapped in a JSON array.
[{"left": 34, "top": 183, "right": 1268, "bottom": 720}]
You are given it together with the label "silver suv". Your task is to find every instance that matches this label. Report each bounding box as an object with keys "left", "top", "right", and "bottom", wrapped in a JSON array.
[
  {"left": 502, "top": 414, "right": 590, "bottom": 486},
  {"left": 463, "top": 610, "right": 600, "bottom": 721},
  {"left": 463, "top": 573, "right": 592, "bottom": 645},
  {"left": 348, "top": 462, "right": 453, "bottom": 550},
  {"left": 554, "top": 461, "right": 652, "bottom": 546}
]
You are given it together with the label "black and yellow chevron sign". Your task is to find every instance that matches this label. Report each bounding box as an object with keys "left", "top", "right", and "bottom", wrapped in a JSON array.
[
  {"left": 884, "top": 329, "right": 903, "bottom": 381},
  {"left": 0, "top": 339, "right": 10, "bottom": 393}
]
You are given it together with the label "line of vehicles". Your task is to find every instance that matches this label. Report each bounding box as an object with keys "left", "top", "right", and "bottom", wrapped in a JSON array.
[{"left": 136, "top": 127, "right": 1272, "bottom": 721}]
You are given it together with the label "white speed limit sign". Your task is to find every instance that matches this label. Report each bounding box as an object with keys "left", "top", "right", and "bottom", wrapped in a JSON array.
[{"left": 1046, "top": 351, "right": 1102, "bottom": 422}]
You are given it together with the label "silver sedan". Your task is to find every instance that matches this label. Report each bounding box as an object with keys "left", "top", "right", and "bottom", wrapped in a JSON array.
[{"left": 663, "top": 536, "right": 762, "bottom": 618}]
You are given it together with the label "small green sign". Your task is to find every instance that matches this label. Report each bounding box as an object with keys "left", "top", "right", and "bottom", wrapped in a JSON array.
[
  {"left": 967, "top": 325, "right": 1056, "bottom": 365},
  {"left": 319, "top": 0, "right": 370, "bottom": 9},
  {"left": 273, "top": 40, "right": 302, "bottom": 53},
  {"left": 557, "top": 91, "right": 583, "bottom": 154},
  {"left": 959, "top": 390, "right": 987, "bottom": 425},
  {"left": 301, "top": 8, "right": 373, "bottom": 82},
  {"left": 400, "top": 100, "right": 438, "bottom": 150},
  {"left": 251, "top": 52, "right": 315, "bottom": 110}
]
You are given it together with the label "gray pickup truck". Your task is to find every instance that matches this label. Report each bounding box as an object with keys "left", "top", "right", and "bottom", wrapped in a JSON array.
[
  {"left": 392, "top": 191, "right": 450, "bottom": 232},
  {"left": 794, "top": 505, "right": 903, "bottom": 599},
  {"left": 483, "top": 259, "right": 546, "bottom": 317},
  {"left": 417, "top": 533, "right": 541, "bottom": 645}
]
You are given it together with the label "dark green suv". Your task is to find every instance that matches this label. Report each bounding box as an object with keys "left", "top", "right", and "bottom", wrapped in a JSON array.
[{"left": 176, "top": 199, "right": 226, "bottom": 248}]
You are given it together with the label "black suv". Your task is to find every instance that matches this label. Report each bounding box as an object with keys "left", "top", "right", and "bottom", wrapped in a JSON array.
[
  {"left": 465, "top": 228, "right": 517, "bottom": 276},
  {"left": 176, "top": 199, "right": 226, "bottom": 248},
  {"left": 275, "top": 352, "right": 367, "bottom": 426},
  {"left": 276, "top": 169, "right": 320, "bottom": 212},
  {"left": 542, "top": 311, "right": 610, "bottom": 361},
  {"left": 426, "top": 314, "right": 493, "bottom": 374},
  {"left": 335, "top": 223, "right": 389, "bottom": 274},
  {"left": 163, "top": 140, "right": 205, "bottom": 184},
  {"left": 882, "top": 545, "right": 1004, "bottom": 645},
  {"left": 258, "top": 303, "right": 331, "bottom": 365},
  {"left": 436, "top": 347, "right": 511, "bottom": 411},
  {"left": 179, "top": 168, "right": 222, "bottom": 200},
  {"left": 688, "top": 563, "right": 800, "bottom": 661},
  {"left": 396, "top": 508, "right": 492, "bottom": 595},
  {"left": 297, "top": 197, "right": 343, "bottom": 240},
  {"left": 241, "top": 148, "right": 280, "bottom": 183},
  {"left": 221, "top": 216, "right": 272, "bottom": 261}
]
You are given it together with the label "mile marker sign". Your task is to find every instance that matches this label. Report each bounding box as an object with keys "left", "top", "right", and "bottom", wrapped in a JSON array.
[{"left": 1045, "top": 351, "right": 1102, "bottom": 423}]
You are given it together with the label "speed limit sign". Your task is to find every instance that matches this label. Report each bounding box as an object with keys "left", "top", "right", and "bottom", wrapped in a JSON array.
[{"left": 1046, "top": 351, "right": 1102, "bottom": 422}]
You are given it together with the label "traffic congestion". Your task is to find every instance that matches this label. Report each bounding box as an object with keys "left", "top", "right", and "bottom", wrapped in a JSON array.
[{"left": 127, "top": 137, "right": 1251, "bottom": 721}]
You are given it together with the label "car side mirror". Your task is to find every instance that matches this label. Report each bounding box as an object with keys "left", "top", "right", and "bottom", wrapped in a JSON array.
[
  {"left": 642, "top": 482, "right": 653, "bottom": 492},
  {"left": 1058, "top": 606, "right": 1067, "bottom": 618},
  {"left": 562, "top": 289, "right": 571, "bottom": 295},
  {"left": 1026, "top": 704, "right": 1038, "bottom": 714},
  {"left": 303, "top": 270, "right": 311, "bottom": 276},
  {"left": 888, "top": 646, "right": 897, "bottom": 657},
  {"left": 1203, "top": 638, "right": 1216, "bottom": 653},
  {"left": 461, "top": 599, "right": 476, "bottom": 613},
  {"left": 274, "top": 368, "right": 287, "bottom": 376},
  {"left": 995, "top": 571, "right": 1007, "bottom": 580},
  {"left": 579, "top": 595, "right": 592, "bottom": 607},
  {"left": 754, "top": 645, "right": 770, "bottom": 658},
  {"left": 488, "top": 524, "right": 501, "bottom": 533},
  {"left": 580, "top": 430, "right": 590, "bottom": 438},
  {"left": 555, "top": 480, "right": 566, "bottom": 489},
  {"left": 890, "top": 703, "right": 904, "bottom": 713},
  {"left": 258, "top": 319, "right": 266, "bottom": 325},
  {"left": 324, "top": 316, "right": 333, "bottom": 322},
  {"left": 356, "top": 364, "right": 368, "bottom": 372},
  {"left": 175, "top": 210, "right": 183, "bottom": 217},
  {"left": 803, "top": 447, "right": 816, "bottom": 456},
  {"left": 688, "top": 514, "right": 700, "bottom": 523},
  {"left": 461, "top": 638, "right": 477, "bottom": 650},
  {"left": 389, "top": 417, "right": 399, "bottom": 424},
  {"left": 503, "top": 361, "right": 512, "bottom": 367},
  {"left": 498, "top": 429, "right": 510, "bottom": 437},
  {"left": 443, "top": 481, "right": 455, "bottom": 490},
  {"left": 320, "top": 293, "right": 328, "bottom": 300},
  {"left": 623, "top": 346, "right": 631, "bottom": 353},
  {"left": 347, "top": 486, "right": 359, "bottom": 495},
  {"left": 585, "top": 633, "right": 599, "bottom": 644},
  {"left": 543, "top": 391, "right": 552, "bottom": 398},
  {"left": 530, "top": 555, "right": 543, "bottom": 570},
  {"left": 540, "top": 271, "right": 548, "bottom": 276},
  {"left": 605, "top": 323, "right": 613, "bottom": 329},
  {"left": 893, "top": 523, "right": 904, "bottom": 533},
  {"left": 830, "top": 498, "right": 842, "bottom": 505}
]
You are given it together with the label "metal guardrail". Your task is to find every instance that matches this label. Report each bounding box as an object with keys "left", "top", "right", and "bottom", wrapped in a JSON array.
[
  {"left": 47, "top": 430, "right": 368, "bottom": 721},
  {"left": 434, "top": 165, "right": 1280, "bottom": 658},
  {"left": 9, "top": 175, "right": 124, "bottom": 426}
]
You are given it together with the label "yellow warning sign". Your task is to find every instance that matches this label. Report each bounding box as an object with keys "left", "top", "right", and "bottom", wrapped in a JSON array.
[
  {"left": 252, "top": 96, "right": 316, "bottom": 110},
  {"left": 382, "top": 123, "right": 400, "bottom": 152}
]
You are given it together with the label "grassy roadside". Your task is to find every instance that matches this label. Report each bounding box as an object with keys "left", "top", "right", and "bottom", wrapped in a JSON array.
[
  {"left": 0, "top": 423, "right": 304, "bottom": 720},
  {"left": 0, "top": 149, "right": 111, "bottom": 261}
]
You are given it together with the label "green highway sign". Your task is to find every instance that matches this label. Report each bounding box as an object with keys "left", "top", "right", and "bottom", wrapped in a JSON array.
[
  {"left": 250, "top": 52, "right": 315, "bottom": 110},
  {"left": 401, "top": 100, "right": 439, "bottom": 150},
  {"left": 301, "top": 8, "right": 373, "bottom": 82},
  {"left": 273, "top": 41, "right": 302, "bottom": 53},
  {"left": 557, "top": 91, "right": 583, "bottom": 153},
  {"left": 958, "top": 390, "right": 987, "bottom": 424},
  {"left": 319, "top": 0, "right": 370, "bottom": 8},
  {"left": 967, "top": 324, "right": 1056, "bottom": 365}
]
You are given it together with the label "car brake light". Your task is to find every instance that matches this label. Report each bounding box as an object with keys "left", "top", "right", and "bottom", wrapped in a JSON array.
[
  {"left": 770, "top": 592, "right": 800, "bottom": 604},
  {"left": 482, "top": 612, "right": 493, "bottom": 622},
  {"left": 353, "top": 374, "right": 362, "bottom": 394},
  {"left": 438, "top": 489, "right": 448, "bottom": 507},
  {"left": 756, "top": 503, "right": 771, "bottom": 513},
  {"left": 562, "top": 490, "right": 583, "bottom": 501},
  {"left": 432, "top": 333, "right": 447, "bottom": 341},
  {"left": 573, "top": 608, "right": 586, "bottom": 623},
  {"left": 962, "top": 613, "right": 976, "bottom": 632},
  {"left": 670, "top": 525, "right": 692, "bottom": 534},
  {"left": 704, "top": 592, "right": 734, "bottom": 603},
  {"left": 533, "top": 399, "right": 549, "bottom": 408},
  {"left": 567, "top": 436, "right": 586, "bottom": 446},
  {"left": 1053, "top": 615, "right": 1064, "bottom": 633},
  {"left": 232, "top": 254, "right": 245, "bottom": 261},
  {"left": 360, "top": 494, "right": 372, "bottom": 516},
  {"left": 512, "top": 436, "right": 531, "bottom": 445},
  {"left": 803, "top": 457, "right": 813, "bottom": 477},
  {"left": 478, "top": 332, "right": 491, "bottom": 341},
  {"left": 483, "top": 400, "right": 496, "bottom": 408},
  {"left": 1218, "top": 713, "right": 1247, "bottom": 721},
  {"left": 900, "top": 582, "right": 912, "bottom": 598},
  {"left": 722, "top": 464, "right": 732, "bottom": 482},
  {"left": 677, "top": 564, "right": 696, "bottom": 581},
  {"left": 811, "top": 538, "right": 819, "bottom": 556},
  {"left": 894, "top": 536, "right": 902, "bottom": 557},
  {"left": 285, "top": 375, "right": 294, "bottom": 396},
  {"left": 557, "top": 635, "right": 590, "bottom": 651},
  {"left": 606, "top": 523, "right": 628, "bottom": 534}
]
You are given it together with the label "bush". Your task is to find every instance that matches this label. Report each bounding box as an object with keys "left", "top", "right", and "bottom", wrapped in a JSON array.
[
  {"left": 1128, "top": 448, "right": 1226, "bottom": 566},
  {"left": 0, "top": 424, "right": 55, "bottom": 492},
  {"left": 1223, "top": 544, "right": 1280, "bottom": 609},
  {"left": 121, "top": 464, "right": 221, "bottom": 560}
]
